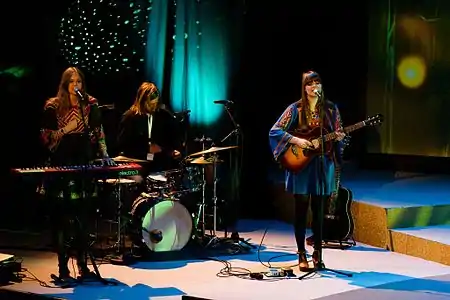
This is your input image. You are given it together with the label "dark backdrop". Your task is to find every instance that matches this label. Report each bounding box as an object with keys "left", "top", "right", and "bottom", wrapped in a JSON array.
[
  {"left": 1, "top": 1, "right": 369, "bottom": 230},
  {"left": 237, "top": 1, "right": 369, "bottom": 216}
]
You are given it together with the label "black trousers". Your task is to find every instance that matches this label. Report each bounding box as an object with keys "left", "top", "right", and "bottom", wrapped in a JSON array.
[
  {"left": 293, "top": 194, "right": 329, "bottom": 252},
  {"left": 47, "top": 177, "right": 92, "bottom": 273}
]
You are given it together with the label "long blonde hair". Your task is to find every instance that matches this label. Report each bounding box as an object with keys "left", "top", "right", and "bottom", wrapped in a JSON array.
[{"left": 127, "top": 82, "right": 160, "bottom": 115}]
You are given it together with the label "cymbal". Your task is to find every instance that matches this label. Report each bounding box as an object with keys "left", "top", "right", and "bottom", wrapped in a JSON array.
[
  {"left": 189, "top": 157, "right": 224, "bottom": 165},
  {"left": 188, "top": 146, "right": 238, "bottom": 157},
  {"left": 111, "top": 155, "right": 149, "bottom": 163}
]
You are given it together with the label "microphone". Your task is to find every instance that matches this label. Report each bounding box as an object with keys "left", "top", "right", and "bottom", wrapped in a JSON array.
[
  {"left": 99, "top": 104, "right": 115, "bottom": 110},
  {"left": 159, "top": 104, "right": 190, "bottom": 119},
  {"left": 313, "top": 90, "right": 321, "bottom": 97},
  {"left": 214, "top": 100, "right": 234, "bottom": 105},
  {"left": 159, "top": 103, "right": 176, "bottom": 118},
  {"left": 74, "top": 87, "right": 84, "bottom": 100}
]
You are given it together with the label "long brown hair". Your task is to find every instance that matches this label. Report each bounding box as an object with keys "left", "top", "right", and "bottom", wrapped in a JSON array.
[
  {"left": 47, "top": 67, "right": 88, "bottom": 116},
  {"left": 300, "top": 70, "right": 325, "bottom": 126},
  {"left": 127, "top": 81, "right": 160, "bottom": 115}
]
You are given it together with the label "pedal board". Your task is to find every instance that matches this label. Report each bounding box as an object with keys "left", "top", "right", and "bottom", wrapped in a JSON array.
[{"left": 0, "top": 254, "right": 22, "bottom": 284}]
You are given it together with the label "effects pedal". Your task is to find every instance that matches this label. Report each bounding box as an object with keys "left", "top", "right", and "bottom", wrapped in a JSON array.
[{"left": 265, "top": 268, "right": 284, "bottom": 277}]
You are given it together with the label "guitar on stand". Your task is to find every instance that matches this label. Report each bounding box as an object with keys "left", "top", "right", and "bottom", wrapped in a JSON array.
[{"left": 306, "top": 169, "right": 357, "bottom": 249}]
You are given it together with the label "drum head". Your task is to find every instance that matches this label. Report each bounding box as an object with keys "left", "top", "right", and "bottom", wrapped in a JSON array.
[
  {"left": 147, "top": 173, "right": 168, "bottom": 182},
  {"left": 141, "top": 200, "right": 192, "bottom": 252},
  {"left": 99, "top": 178, "right": 136, "bottom": 184}
]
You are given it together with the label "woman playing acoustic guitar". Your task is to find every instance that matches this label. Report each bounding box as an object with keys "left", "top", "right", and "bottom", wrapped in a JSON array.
[{"left": 269, "top": 70, "right": 346, "bottom": 272}]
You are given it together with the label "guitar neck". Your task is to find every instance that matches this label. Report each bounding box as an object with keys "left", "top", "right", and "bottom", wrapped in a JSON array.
[{"left": 323, "top": 121, "right": 367, "bottom": 142}]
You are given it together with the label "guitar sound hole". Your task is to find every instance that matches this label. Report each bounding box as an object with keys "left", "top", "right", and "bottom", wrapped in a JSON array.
[{"left": 303, "top": 149, "right": 312, "bottom": 156}]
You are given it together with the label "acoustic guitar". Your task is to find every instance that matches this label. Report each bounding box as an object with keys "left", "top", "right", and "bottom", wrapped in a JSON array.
[
  {"left": 280, "top": 114, "right": 384, "bottom": 173},
  {"left": 322, "top": 185, "right": 354, "bottom": 242},
  {"left": 323, "top": 167, "right": 354, "bottom": 242},
  {"left": 306, "top": 185, "right": 355, "bottom": 247},
  {"left": 306, "top": 171, "right": 355, "bottom": 247}
]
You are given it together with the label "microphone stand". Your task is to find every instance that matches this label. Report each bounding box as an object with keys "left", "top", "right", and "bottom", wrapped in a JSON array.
[
  {"left": 158, "top": 103, "right": 190, "bottom": 157},
  {"left": 299, "top": 94, "right": 351, "bottom": 280},
  {"left": 217, "top": 103, "right": 254, "bottom": 251},
  {"left": 74, "top": 92, "right": 116, "bottom": 285},
  {"left": 182, "top": 111, "right": 191, "bottom": 158}
]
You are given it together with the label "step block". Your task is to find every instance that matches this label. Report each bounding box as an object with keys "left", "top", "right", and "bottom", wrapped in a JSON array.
[
  {"left": 389, "top": 225, "right": 450, "bottom": 266},
  {"left": 351, "top": 200, "right": 450, "bottom": 249}
]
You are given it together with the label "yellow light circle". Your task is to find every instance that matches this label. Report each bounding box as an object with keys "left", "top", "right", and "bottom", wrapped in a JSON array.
[{"left": 397, "top": 56, "right": 426, "bottom": 89}]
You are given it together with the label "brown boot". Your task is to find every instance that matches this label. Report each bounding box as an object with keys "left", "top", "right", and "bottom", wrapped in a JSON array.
[
  {"left": 312, "top": 250, "right": 325, "bottom": 269},
  {"left": 298, "top": 251, "right": 311, "bottom": 272}
]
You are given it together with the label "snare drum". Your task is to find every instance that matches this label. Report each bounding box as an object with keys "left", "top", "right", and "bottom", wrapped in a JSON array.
[
  {"left": 146, "top": 168, "right": 203, "bottom": 194},
  {"left": 130, "top": 195, "right": 193, "bottom": 252},
  {"left": 146, "top": 169, "right": 184, "bottom": 191}
]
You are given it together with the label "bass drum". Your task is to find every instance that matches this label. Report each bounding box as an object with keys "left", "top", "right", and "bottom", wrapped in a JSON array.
[{"left": 130, "top": 195, "right": 193, "bottom": 252}]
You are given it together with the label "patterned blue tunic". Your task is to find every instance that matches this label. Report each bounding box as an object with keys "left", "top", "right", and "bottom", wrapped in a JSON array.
[{"left": 269, "top": 99, "right": 345, "bottom": 196}]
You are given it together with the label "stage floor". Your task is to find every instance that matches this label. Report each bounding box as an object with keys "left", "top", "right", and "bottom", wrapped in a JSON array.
[
  {"left": 1, "top": 220, "right": 450, "bottom": 300},
  {"left": 342, "top": 169, "right": 450, "bottom": 208}
]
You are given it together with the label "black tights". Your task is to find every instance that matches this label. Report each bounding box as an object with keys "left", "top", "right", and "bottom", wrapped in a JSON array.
[
  {"left": 293, "top": 194, "right": 328, "bottom": 252},
  {"left": 48, "top": 180, "right": 91, "bottom": 274}
]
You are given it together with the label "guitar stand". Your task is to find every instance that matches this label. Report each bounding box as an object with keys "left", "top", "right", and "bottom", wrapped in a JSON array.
[
  {"left": 306, "top": 235, "right": 357, "bottom": 250},
  {"left": 323, "top": 238, "right": 356, "bottom": 250}
]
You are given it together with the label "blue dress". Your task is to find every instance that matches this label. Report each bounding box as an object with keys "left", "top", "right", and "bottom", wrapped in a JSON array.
[{"left": 269, "top": 99, "right": 345, "bottom": 196}]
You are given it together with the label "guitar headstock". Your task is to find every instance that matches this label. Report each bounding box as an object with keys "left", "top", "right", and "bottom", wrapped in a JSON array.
[{"left": 364, "top": 114, "right": 384, "bottom": 127}]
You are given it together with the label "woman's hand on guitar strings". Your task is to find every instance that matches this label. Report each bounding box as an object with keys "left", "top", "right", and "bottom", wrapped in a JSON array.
[
  {"left": 336, "top": 131, "right": 346, "bottom": 141},
  {"left": 292, "top": 137, "right": 314, "bottom": 149}
]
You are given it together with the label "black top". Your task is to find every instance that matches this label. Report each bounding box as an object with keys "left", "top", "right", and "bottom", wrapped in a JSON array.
[{"left": 117, "top": 109, "right": 181, "bottom": 172}]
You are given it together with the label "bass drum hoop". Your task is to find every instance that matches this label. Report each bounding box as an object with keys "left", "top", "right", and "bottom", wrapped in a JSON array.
[{"left": 130, "top": 195, "right": 193, "bottom": 252}]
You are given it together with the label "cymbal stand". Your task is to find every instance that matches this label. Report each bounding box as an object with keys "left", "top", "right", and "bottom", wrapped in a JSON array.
[
  {"left": 205, "top": 152, "right": 220, "bottom": 247},
  {"left": 193, "top": 163, "right": 207, "bottom": 237},
  {"left": 193, "top": 136, "right": 211, "bottom": 238}
]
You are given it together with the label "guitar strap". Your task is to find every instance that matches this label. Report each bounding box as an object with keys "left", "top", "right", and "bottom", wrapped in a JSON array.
[
  {"left": 306, "top": 103, "right": 339, "bottom": 215},
  {"left": 326, "top": 106, "right": 342, "bottom": 215}
]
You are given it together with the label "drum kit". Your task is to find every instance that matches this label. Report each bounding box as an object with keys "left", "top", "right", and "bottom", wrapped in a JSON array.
[{"left": 95, "top": 143, "right": 242, "bottom": 263}]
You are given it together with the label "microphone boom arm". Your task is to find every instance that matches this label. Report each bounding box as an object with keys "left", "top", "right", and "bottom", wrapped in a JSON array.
[{"left": 220, "top": 104, "right": 240, "bottom": 143}]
